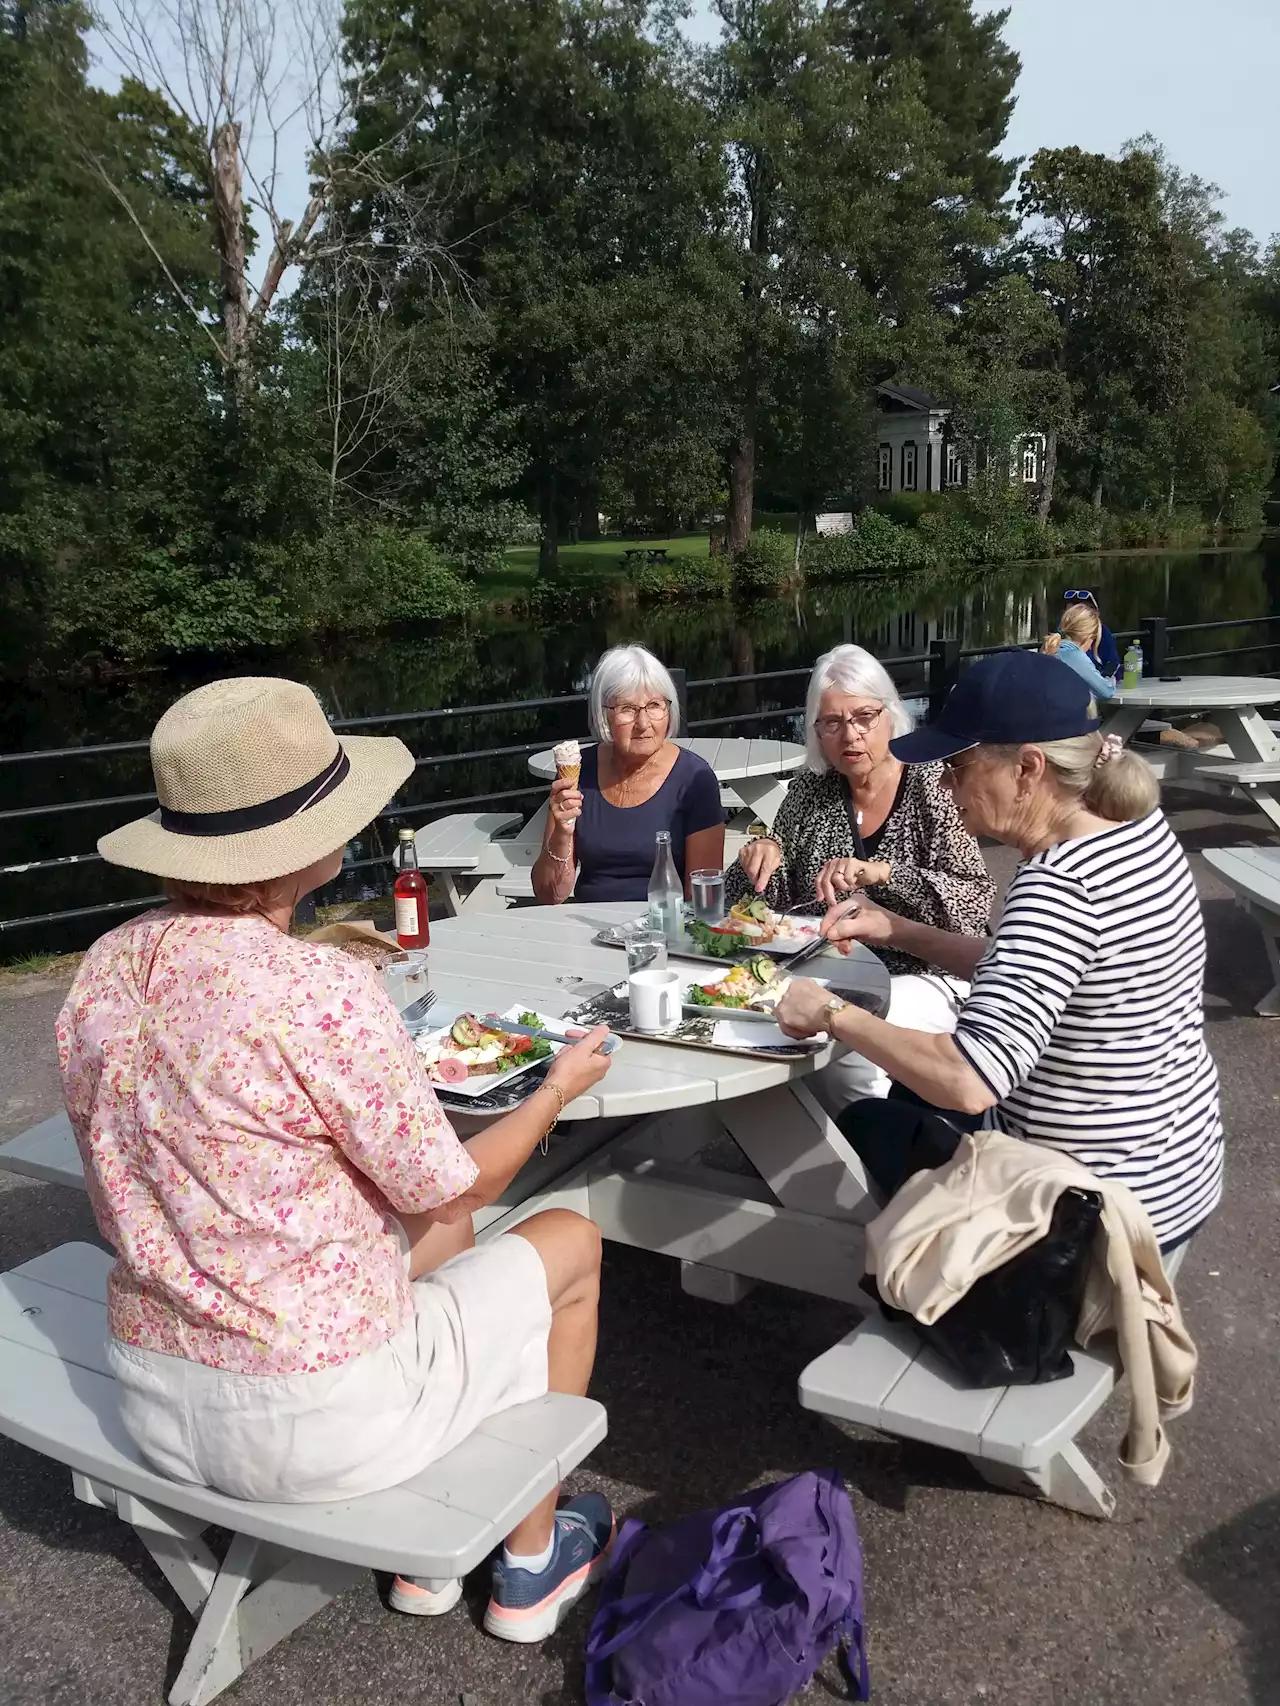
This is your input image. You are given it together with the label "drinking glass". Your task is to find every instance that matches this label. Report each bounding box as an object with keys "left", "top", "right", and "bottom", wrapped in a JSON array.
[
  {"left": 690, "top": 868, "right": 726, "bottom": 924},
  {"left": 624, "top": 928, "right": 667, "bottom": 974}
]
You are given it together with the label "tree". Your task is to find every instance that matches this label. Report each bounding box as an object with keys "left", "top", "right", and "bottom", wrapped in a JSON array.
[
  {"left": 830, "top": 0, "right": 1020, "bottom": 213},
  {"left": 704, "top": 0, "right": 1001, "bottom": 551},
  {"left": 335, "top": 0, "right": 730, "bottom": 570},
  {"left": 0, "top": 1, "right": 224, "bottom": 653},
  {"left": 1017, "top": 145, "right": 1189, "bottom": 516},
  {"left": 89, "top": 0, "right": 456, "bottom": 390}
]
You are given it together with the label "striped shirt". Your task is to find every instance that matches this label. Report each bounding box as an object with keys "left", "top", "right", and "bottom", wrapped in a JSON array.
[{"left": 953, "top": 811, "right": 1223, "bottom": 1246}]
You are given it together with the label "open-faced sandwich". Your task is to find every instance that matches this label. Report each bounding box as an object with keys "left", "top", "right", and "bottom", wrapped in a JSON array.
[
  {"left": 687, "top": 896, "right": 819, "bottom": 959},
  {"left": 686, "top": 956, "right": 793, "bottom": 1013},
  {"left": 415, "top": 1013, "right": 553, "bottom": 1086}
]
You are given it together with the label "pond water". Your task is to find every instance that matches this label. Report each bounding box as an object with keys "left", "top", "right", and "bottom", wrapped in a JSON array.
[{"left": 5, "top": 542, "right": 1278, "bottom": 950}]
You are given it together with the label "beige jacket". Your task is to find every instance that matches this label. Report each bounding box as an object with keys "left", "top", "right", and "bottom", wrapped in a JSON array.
[{"left": 866, "top": 1130, "right": 1197, "bottom": 1486}]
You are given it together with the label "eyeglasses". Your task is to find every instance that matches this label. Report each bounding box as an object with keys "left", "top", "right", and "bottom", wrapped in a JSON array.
[
  {"left": 941, "top": 749, "right": 982, "bottom": 780},
  {"left": 608, "top": 698, "right": 670, "bottom": 724},
  {"left": 1063, "top": 590, "right": 1100, "bottom": 606},
  {"left": 814, "top": 706, "right": 885, "bottom": 738}
]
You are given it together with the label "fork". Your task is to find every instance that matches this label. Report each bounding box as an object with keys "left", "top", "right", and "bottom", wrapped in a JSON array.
[{"left": 399, "top": 988, "right": 437, "bottom": 1027}]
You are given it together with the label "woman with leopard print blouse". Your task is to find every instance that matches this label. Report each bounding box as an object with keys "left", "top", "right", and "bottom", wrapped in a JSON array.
[{"left": 722, "top": 644, "right": 994, "bottom": 1108}]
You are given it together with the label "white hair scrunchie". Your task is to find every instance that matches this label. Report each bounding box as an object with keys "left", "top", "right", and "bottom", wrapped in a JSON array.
[{"left": 1094, "top": 733, "right": 1124, "bottom": 769}]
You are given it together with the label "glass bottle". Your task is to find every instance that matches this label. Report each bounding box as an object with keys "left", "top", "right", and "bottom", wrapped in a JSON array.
[
  {"left": 393, "top": 828, "right": 430, "bottom": 949},
  {"left": 647, "top": 830, "right": 684, "bottom": 937}
]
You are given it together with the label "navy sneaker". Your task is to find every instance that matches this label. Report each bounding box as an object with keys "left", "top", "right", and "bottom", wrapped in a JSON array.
[{"left": 484, "top": 1493, "right": 615, "bottom": 1643}]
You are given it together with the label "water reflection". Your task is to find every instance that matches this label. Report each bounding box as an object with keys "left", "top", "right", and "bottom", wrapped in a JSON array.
[{"left": 4, "top": 545, "right": 1277, "bottom": 948}]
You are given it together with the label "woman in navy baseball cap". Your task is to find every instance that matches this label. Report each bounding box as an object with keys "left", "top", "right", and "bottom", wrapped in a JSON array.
[{"left": 774, "top": 650, "right": 1222, "bottom": 1255}]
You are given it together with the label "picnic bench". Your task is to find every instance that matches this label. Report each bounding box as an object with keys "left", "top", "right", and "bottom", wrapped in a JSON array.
[
  {"left": 800, "top": 1242, "right": 1187, "bottom": 1521},
  {"left": 411, "top": 810, "right": 523, "bottom": 916},
  {"left": 620, "top": 546, "right": 670, "bottom": 565},
  {"left": 1203, "top": 845, "right": 1280, "bottom": 1015},
  {"left": 0, "top": 1241, "right": 606, "bottom": 1706}
]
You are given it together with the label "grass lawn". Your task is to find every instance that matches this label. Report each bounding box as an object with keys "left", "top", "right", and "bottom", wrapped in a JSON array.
[{"left": 474, "top": 532, "right": 711, "bottom": 602}]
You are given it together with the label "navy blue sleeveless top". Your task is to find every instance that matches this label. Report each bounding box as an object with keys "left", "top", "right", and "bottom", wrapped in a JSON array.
[{"left": 572, "top": 746, "right": 724, "bottom": 904}]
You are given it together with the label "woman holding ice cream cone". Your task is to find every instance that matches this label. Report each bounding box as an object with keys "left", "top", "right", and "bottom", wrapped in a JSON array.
[{"left": 532, "top": 645, "right": 725, "bottom": 905}]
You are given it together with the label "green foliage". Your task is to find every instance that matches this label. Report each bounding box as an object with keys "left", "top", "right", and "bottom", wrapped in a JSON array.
[
  {"left": 264, "top": 526, "right": 475, "bottom": 638},
  {"left": 630, "top": 554, "right": 732, "bottom": 601},
  {"left": 874, "top": 491, "right": 951, "bottom": 527},
  {"left": 729, "top": 529, "right": 797, "bottom": 593}
]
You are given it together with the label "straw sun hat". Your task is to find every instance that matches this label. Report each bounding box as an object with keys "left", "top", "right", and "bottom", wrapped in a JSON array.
[{"left": 98, "top": 678, "right": 415, "bottom": 885}]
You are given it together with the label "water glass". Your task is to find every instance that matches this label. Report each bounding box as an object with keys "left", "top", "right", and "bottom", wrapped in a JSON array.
[
  {"left": 624, "top": 928, "right": 667, "bottom": 974},
  {"left": 690, "top": 868, "right": 726, "bottom": 924}
]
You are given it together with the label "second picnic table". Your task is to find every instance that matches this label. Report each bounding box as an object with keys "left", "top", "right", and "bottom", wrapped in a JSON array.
[{"left": 1106, "top": 674, "right": 1280, "bottom": 833}]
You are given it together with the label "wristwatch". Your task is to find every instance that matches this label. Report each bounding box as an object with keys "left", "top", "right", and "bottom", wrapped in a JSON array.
[{"left": 822, "top": 995, "right": 850, "bottom": 1032}]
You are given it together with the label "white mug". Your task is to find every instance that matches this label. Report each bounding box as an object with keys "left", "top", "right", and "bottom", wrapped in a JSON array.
[{"left": 628, "top": 966, "right": 681, "bottom": 1034}]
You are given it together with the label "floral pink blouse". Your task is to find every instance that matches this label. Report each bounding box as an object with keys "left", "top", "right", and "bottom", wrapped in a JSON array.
[{"left": 57, "top": 908, "right": 478, "bottom": 1376}]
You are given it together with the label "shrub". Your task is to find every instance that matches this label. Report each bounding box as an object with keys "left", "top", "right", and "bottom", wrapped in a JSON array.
[
  {"left": 874, "top": 491, "right": 950, "bottom": 528},
  {"left": 803, "top": 510, "right": 937, "bottom": 579},
  {"left": 271, "top": 524, "right": 474, "bottom": 636},
  {"left": 730, "top": 528, "right": 797, "bottom": 593},
  {"left": 631, "top": 555, "right": 732, "bottom": 600}
]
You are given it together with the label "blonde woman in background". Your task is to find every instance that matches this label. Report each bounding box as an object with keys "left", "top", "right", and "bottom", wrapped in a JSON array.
[{"left": 1042, "top": 602, "right": 1118, "bottom": 701}]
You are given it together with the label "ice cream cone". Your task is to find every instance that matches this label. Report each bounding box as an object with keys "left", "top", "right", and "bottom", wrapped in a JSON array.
[{"left": 552, "top": 739, "right": 581, "bottom": 789}]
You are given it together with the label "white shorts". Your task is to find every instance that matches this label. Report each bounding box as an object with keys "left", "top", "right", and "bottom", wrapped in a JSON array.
[
  {"left": 107, "top": 1232, "right": 552, "bottom": 1504},
  {"left": 811, "top": 973, "right": 968, "bottom": 1114}
]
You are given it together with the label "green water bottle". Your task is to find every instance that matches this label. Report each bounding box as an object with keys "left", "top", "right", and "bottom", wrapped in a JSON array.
[{"left": 1122, "top": 641, "right": 1143, "bottom": 690}]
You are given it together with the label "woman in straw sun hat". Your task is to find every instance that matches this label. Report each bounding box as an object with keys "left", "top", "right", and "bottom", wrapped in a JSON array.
[{"left": 60, "top": 678, "right": 618, "bottom": 1643}]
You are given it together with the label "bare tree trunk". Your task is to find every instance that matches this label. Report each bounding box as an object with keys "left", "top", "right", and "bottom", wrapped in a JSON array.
[
  {"left": 1167, "top": 473, "right": 1175, "bottom": 516},
  {"left": 727, "top": 427, "right": 755, "bottom": 553},
  {"left": 212, "top": 121, "right": 250, "bottom": 382},
  {"left": 1035, "top": 428, "right": 1058, "bottom": 522},
  {"left": 539, "top": 471, "right": 559, "bottom": 573},
  {"left": 1091, "top": 462, "right": 1104, "bottom": 510},
  {"left": 793, "top": 508, "right": 805, "bottom": 575}
]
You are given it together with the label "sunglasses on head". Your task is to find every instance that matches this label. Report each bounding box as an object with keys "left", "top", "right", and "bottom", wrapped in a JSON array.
[{"left": 1063, "top": 589, "right": 1099, "bottom": 606}]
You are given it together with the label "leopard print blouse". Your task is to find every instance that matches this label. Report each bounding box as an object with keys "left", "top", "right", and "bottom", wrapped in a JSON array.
[{"left": 721, "top": 762, "right": 994, "bottom": 976}]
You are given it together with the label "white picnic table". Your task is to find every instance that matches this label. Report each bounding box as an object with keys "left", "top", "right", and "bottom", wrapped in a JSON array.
[
  {"left": 1, "top": 903, "right": 890, "bottom": 1306},
  {"left": 1, "top": 907, "right": 1144, "bottom": 1523},
  {"left": 1106, "top": 675, "right": 1280, "bottom": 831},
  {"left": 527, "top": 736, "right": 807, "bottom": 826}
]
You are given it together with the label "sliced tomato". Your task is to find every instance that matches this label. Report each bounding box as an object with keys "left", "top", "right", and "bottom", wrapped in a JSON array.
[{"left": 503, "top": 1034, "right": 534, "bottom": 1055}]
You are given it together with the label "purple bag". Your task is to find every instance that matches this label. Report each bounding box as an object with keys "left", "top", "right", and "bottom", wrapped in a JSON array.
[{"left": 584, "top": 1469, "right": 869, "bottom": 1706}]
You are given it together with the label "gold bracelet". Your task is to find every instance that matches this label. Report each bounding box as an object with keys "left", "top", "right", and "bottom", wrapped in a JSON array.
[{"left": 539, "top": 1082, "right": 566, "bottom": 1155}]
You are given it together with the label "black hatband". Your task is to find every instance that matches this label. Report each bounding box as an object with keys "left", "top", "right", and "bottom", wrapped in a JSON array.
[{"left": 159, "top": 747, "right": 351, "bottom": 837}]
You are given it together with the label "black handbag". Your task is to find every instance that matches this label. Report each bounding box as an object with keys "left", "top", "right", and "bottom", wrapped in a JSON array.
[{"left": 843, "top": 1097, "right": 1103, "bottom": 1387}]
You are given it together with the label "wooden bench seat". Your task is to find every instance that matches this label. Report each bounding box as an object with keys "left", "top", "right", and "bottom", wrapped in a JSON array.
[
  {"left": 0, "top": 1243, "right": 606, "bottom": 1705},
  {"left": 1203, "top": 845, "right": 1280, "bottom": 1015},
  {"left": 1194, "top": 761, "right": 1280, "bottom": 789},
  {"left": 412, "top": 811, "right": 523, "bottom": 914},
  {"left": 799, "top": 1243, "right": 1185, "bottom": 1521}
]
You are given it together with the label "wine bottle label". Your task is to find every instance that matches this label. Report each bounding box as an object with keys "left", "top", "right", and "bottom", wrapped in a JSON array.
[{"left": 394, "top": 896, "right": 421, "bottom": 939}]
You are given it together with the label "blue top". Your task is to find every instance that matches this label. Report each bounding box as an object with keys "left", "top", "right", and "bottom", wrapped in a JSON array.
[
  {"left": 1096, "top": 623, "right": 1121, "bottom": 682},
  {"left": 572, "top": 745, "right": 724, "bottom": 904},
  {"left": 1052, "top": 639, "right": 1118, "bottom": 700}
]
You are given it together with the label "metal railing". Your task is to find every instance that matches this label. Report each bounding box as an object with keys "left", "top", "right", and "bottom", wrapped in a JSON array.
[{"left": 3, "top": 614, "right": 1277, "bottom": 942}]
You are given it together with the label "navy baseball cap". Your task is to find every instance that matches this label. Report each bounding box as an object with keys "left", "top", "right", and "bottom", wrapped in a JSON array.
[{"left": 891, "top": 650, "right": 1102, "bottom": 764}]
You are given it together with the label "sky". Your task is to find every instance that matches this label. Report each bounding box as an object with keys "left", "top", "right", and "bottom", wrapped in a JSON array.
[{"left": 89, "top": 0, "right": 1280, "bottom": 294}]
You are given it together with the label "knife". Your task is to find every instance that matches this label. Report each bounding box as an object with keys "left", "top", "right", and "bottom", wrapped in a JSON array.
[{"left": 482, "top": 1015, "right": 622, "bottom": 1055}]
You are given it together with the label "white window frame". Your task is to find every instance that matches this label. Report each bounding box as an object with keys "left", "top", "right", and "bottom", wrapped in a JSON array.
[
  {"left": 901, "top": 442, "right": 918, "bottom": 492},
  {"left": 1021, "top": 441, "right": 1039, "bottom": 483},
  {"left": 877, "top": 443, "right": 893, "bottom": 492},
  {"left": 945, "top": 442, "right": 962, "bottom": 488}
]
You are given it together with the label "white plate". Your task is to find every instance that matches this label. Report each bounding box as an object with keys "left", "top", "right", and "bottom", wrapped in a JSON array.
[
  {"left": 413, "top": 1014, "right": 565, "bottom": 1098},
  {"left": 604, "top": 911, "right": 824, "bottom": 957},
  {"left": 682, "top": 972, "right": 830, "bottom": 1023}
]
